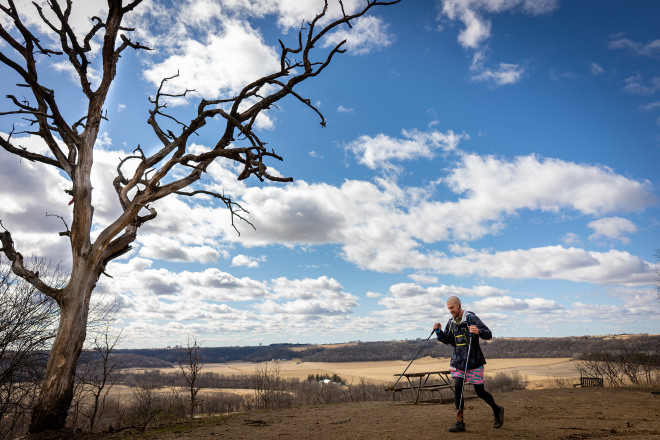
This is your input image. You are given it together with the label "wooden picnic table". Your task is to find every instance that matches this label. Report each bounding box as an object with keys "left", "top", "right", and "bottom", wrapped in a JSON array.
[{"left": 389, "top": 370, "right": 454, "bottom": 404}]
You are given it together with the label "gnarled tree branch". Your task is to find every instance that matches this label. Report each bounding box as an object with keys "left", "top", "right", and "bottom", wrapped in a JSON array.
[{"left": 0, "top": 222, "right": 60, "bottom": 300}]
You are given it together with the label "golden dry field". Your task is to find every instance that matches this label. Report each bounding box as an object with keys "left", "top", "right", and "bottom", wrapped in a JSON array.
[{"left": 131, "top": 357, "right": 580, "bottom": 389}]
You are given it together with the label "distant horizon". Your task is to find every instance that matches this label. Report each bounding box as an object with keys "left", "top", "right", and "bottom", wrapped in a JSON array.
[{"left": 112, "top": 332, "right": 658, "bottom": 351}]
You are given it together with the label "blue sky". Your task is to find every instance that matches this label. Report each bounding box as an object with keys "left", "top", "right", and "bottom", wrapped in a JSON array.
[{"left": 1, "top": 0, "right": 659, "bottom": 348}]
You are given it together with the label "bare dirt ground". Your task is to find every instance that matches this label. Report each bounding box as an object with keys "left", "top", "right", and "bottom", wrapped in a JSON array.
[{"left": 49, "top": 387, "right": 659, "bottom": 440}]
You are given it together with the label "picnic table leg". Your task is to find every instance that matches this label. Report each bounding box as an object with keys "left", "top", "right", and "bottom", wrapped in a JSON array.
[
  {"left": 404, "top": 375, "right": 416, "bottom": 403},
  {"left": 418, "top": 374, "right": 433, "bottom": 403},
  {"left": 414, "top": 375, "right": 423, "bottom": 404},
  {"left": 436, "top": 372, "right": 452, "bottom": 386},
  {"left": 438, "top": 372, "right": 454, "bottom": 402}
]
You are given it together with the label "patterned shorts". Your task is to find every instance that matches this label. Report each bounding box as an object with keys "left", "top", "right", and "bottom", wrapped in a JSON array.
[{"left": 450, "top": 366, "right": 485, "bottom": 384}]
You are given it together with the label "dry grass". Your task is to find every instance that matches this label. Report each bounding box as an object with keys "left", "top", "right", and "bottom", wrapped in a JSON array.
[{"left": 124, "top": 357, "right": 580, "bottom": 389}]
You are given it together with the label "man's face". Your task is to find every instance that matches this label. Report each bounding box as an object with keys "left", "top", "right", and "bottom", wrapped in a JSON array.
[{"left": 447, "top": 301, "right": 461, "bottom": 319}]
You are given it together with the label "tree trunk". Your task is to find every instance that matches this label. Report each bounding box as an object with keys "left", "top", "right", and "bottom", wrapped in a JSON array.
[{"left": 28, "top": 269, "right": 95, "bottom": 433}]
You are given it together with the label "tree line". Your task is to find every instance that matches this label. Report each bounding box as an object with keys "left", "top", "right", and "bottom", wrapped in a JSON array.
[{"left": 105, "top": 334, "right": 660, "bottom": 366}]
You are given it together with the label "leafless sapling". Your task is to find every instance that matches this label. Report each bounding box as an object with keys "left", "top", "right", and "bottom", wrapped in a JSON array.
[{"left": 177, "top": 336, "right": 204, "bottom": 420}]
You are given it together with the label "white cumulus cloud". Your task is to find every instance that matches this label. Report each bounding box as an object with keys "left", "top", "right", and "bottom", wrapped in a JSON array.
[
  {"left": 232, "top": 254, "right": 265, "bottom": 268},
  {"left": 321, "top": 15, "right": 394, "bottom": 55},
  {"left": 142, "top": 18, "right": 280, "bottom": 102},
  {"left": 346, "top": 128, "right": 466, "bottom": 172},
  {"left": 588, "top": 217, "right": 637, "bottom": 244}
]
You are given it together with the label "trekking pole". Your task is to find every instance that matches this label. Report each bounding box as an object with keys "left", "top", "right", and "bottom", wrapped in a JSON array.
[
  {"left": 388, "top": 329, "right": 435, "bottom": 391},
  {"left": 458, "top": 315, "right": 472, "bottom": 418}
]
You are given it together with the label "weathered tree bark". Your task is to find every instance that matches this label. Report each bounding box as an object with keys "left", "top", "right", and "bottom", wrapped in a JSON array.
[
  {"left": 28, "top": 265, "right": 99, "bottom": 433},
  {"left": 30, "top": 301, "right": 89, "bottom": 431},
  {"left": 0, "top": 0, "right": 400, "bottom": 433}
]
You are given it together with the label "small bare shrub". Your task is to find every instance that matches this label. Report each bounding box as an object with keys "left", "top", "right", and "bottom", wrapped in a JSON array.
[
  {"left": 551, "top": 377, "right": 574, "bottom": 389},
  {"left": 125, "top": 376, "right": 162, "bottom": 432},
  {"left": 250, "top": 362, "right": 292, "bottom": 410},
  {"left": 69, "top": 327, "right": 122, "bottom": 431},
  {"left": 197, "top": 392, "right": 251, "bottom": 415},
  {"left": 0, "top": 258, "right": 61, "bottom": 439},
  {"left": 486, "top": 371, "right": 528, "bottom": 393},
  {"left": 576, "top": 349, "right": 660, "bottom": 387}
]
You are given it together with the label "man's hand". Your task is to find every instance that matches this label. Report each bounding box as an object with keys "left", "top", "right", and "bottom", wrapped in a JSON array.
[
  {"left": 433, "top": 322, "right": 442, "bottom": 330},
  {"left": 469, "top": 325, "right": 479, "bottom": 335}
]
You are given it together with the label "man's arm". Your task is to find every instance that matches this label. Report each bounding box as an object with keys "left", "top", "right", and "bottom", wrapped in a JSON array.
[
  {"left": 434, "top": 321, "right": 454, "bottom": 345},
  {"left": 469, "top": 314, "right": 492, "bottom": 340}
]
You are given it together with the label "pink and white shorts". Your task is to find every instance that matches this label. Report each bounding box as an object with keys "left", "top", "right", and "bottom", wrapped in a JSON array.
[{"left": 450, "top": 366, "right": 485, "bottom": 384}]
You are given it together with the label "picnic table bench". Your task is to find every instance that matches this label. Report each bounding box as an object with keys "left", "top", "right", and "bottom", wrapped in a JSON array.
[{"left": 387, "top": 370, "right": 473, "bottom": 404}]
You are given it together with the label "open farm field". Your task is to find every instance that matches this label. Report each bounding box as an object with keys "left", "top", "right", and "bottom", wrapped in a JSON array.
[
  {"left": 130, "top": 357, "right": 580, "bottom": 389},
  {"left": 108, "top": 385, "right": 257, "bottom": 398}
]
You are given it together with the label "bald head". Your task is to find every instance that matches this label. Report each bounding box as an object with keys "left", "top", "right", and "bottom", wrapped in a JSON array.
[
  {"left": 447, "top": 296, "right": 461, "bottom": 306},
  {"left": 446, "top": 296, "right": 463, "bottom": 320}
]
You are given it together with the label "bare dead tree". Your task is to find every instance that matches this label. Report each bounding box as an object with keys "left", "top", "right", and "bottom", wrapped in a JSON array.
[
  {"left": 0, "top": 0, "right": 400, "bottom": 433},
  {"left": 71, "top": 327, "right": 122, "bottom": 431},
  {"left": 177, "top": 336, "right": 204, "bottom": 420}
]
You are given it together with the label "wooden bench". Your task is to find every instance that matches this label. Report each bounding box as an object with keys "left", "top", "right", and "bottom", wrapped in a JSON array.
[
  {"left": 388, "top": 383, "right": 453, "bottom": 394},
  {"left": 388, "top": 383, "right": 475, "bottom": 404},
  {"left": 573, "top": 376, "right": 604, "bottom": 387},
  {"left": 388, "top": 383, "right": 453, "bottom": 404}
]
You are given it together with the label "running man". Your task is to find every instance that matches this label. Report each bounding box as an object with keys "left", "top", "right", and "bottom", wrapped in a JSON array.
[{"left": 434, "top": 296, "right": 504, "bottom": 432}]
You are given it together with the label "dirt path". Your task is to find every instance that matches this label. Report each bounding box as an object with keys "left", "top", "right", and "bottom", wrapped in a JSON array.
[{"left": 31, "top": 388, "right": 659, "bottom": 440}]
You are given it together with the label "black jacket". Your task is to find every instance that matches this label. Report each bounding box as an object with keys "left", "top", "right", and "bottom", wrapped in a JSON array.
[{"left": 436, "top": 311, "right": 492, "bottom": 371}]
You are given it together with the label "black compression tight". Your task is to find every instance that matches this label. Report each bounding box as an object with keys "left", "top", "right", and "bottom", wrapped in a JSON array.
[{"left": 453, "top": 377, "right": 498, "bottom": 412}]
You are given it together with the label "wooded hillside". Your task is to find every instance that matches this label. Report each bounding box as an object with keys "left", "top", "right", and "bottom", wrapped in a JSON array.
[{"left": 107, "top": 334, "right": 660, "bottom": 368}]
